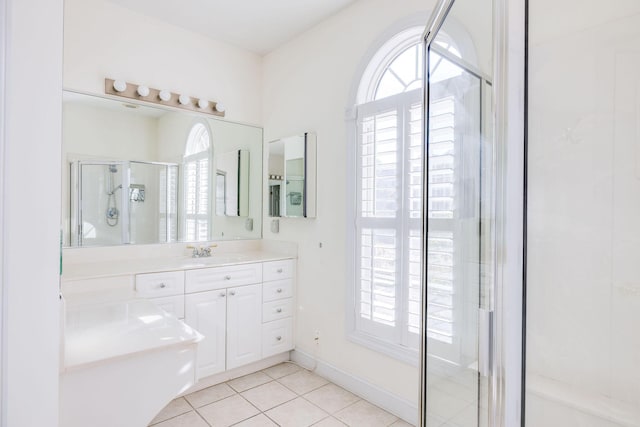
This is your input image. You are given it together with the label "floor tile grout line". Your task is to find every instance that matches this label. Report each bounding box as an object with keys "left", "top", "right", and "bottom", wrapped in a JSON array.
[
  {"left": 147, "top": 400, "right": 193, "bottom": 426},
  {"left": 182, "top": 395, "right": 215, "bottom": 427},
  {"left": 274, "top": 373, "right": 330, "bottom": 396},
  {"left": 195, "top": 409, "right": 214, "bottom": 427},
  {"left": 260, "top": 409, "right": 282, "bottom": 427},
  {"left": 298, "top": 392, "right": 360, "bottom": 417}
]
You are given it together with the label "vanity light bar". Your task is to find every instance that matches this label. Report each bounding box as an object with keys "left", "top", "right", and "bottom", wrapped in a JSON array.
[{"left": 104, "top": 78, "right": 225, "bottom": 117}]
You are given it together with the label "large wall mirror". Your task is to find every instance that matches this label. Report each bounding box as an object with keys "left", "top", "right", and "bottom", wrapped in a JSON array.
[
  {"left": 62, "top": 91, "right": 262, "bottom": 247},
  {"left": 267, "top": 133, "right": 317, "bottom": 218}
]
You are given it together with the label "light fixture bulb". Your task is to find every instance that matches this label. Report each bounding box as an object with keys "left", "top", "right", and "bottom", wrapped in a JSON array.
[
  {"left": 113, "top": 80, "right": 127, "bottom": 93},
  {"left": 178, "top": 94, "right": 191, "bottom": 105},
  {"left": 137, "top": 85, "right": 150, "bottom": 97},
  {"left": 198, "top": 99, "right": 208, "bottom": 109},
  {"left": 158, "top": 90, "right": 171, "bottom": 102},
  {"left": 215, "top": 103, "right": 225, "bottom": 113}
]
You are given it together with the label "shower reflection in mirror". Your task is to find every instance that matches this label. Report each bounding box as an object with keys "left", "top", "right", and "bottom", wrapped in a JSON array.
[{"left": 70, "top": 160, "right": 178, "bottom": 246}]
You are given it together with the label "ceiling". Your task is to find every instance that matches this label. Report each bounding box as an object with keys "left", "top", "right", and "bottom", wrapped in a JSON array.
[{"left": 107, "top": 0, "right": 357, "bottom": 55}]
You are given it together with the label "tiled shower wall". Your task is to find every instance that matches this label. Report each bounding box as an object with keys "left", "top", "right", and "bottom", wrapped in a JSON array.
[{"left": 527, "top": 1, "right": 640, "bottom": 425}]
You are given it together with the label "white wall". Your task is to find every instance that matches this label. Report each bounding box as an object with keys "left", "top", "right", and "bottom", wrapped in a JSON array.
[
  {"left": 63, "top": 102, "right": 158, "bottom": 161},
  {"left": 63, "top": 0, "right": 263, "bottom": 125},
  {"left": 262, "top": 0, "right": 439, "bottom": 405},
  {"left": 527, "top": 1, "right": 640, "bottom": 425},
  {"left": 2, "top": 0, "right": 63, "bottom": 426}
]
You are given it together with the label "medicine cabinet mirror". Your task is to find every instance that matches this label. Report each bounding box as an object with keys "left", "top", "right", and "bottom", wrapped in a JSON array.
[
  {"left": 267, "top": 133, "right": 317, "bottom": 218},
  {"left": 62, "top": 91, "right": 262, "bottom": 247}
]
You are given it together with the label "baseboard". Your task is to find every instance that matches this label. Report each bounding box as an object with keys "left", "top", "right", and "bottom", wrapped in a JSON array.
[{"left": 291, "top": 349, "right": 418, "bottom": 426}]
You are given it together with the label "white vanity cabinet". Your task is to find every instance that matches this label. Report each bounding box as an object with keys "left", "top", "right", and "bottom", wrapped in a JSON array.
[
  {"left": 133, "top": 257, "right": 295, "bottom": 379},
  {"left": 261, "top": 260, "right": 295, "bottom": 358},
  {"left": 184, "top": 290, "right": 227, "bottom": 377},
  {"left": 184, "top": 264, "right": 264, "bottom": 376},
  {"left": 136, "top": 271, "right": 185, "bottom": 318},
  {"left": 225, "top": 283, "right": 262, "bottom": 369}
]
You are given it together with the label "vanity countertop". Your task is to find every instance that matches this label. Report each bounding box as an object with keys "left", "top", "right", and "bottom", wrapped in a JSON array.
[
  {"left": 63, "top": 298, "right": 203, "bottom": 370},
  {"left": 62, "top": 250, "right": 296, "bottom": 281}
]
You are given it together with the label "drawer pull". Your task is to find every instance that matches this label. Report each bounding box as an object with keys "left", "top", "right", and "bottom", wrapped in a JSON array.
[
  {"left": 229, "top": 290, "right": 236, "bottom": 296},
  {"left": 159, "top": 283, "right": 166, "bottom": 289},
  {"left": 224, "top": 275, "right": 232, "bottom": 280},
  {"left": 276, "top": 308, "right": 282, "bottom": 313},
  {"left": 276, "top": 288, "right": 283, "bottom": 293},
  {"left": 276, "top": 336, "right": 282, "bottom": 341},
  {"left": 277, "top": 268, "right": 283, "bottom": 273},
  {"left": 219, "top": 292, "right": 226, "bottom": 297}
]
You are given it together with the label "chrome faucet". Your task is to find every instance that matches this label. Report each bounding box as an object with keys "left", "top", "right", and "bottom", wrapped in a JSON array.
[{"left": 187, "top": 244, "right": 217, "bottom": 258}]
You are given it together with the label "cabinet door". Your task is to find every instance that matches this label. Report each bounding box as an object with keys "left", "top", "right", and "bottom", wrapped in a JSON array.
[
  {"left": 226, "top": 284, "right": 262, "bottom": 370},
  {"left": 185, "top": 290, "right": 227, "bottom": 378}
]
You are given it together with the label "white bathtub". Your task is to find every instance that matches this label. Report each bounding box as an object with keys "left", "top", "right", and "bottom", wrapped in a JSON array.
[
  {"left": 59, "top": 298, "right": 203, "bottom": 427},
  {"left": 527, "top": 374, "right": 640, "bottom": 427}
]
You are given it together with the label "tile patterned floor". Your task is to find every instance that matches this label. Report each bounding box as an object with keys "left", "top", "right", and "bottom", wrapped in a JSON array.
[{"left": 149, "top": 362, "right": 414, "bottom": 427}]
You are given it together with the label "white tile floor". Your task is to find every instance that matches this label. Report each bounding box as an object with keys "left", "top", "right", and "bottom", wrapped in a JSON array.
[{"left": 149, "top": 362, "right": 414, "bottom": 427}]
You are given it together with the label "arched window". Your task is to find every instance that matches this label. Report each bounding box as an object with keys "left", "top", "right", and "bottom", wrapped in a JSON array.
[
  {"left": 349, "top": 26, "right": 470, "bottom": 363},
  {"left": 183, "top": 122, "right": 211, "bottom": 241}
]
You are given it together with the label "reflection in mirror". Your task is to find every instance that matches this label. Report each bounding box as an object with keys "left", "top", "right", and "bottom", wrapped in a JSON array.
[
  {"left": 70, "top": 160, "right": 178, "bottom": 246},
  {"left": 268, "top": 133, "right": 317, "bottom": 218},
  {"left": 216, "top": 150, "right": 249, "bottom": 217},
  {"left": 62, "top": 91, "right": 262, "bottom": 247}
]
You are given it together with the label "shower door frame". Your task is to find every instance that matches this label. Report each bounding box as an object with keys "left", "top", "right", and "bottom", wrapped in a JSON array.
[{"left": 419, "top": 0, "right": 526, "bottom": 426}]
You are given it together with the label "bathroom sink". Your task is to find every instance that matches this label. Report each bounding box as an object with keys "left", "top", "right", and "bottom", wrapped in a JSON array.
[{"left": 181, "top": 254, "right": 250, "bottom": 267}]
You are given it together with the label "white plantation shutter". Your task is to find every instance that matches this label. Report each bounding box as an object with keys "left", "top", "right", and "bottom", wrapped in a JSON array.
[
  {"left": 355, "top": 90, "right": 422, "bottom": 348},
  {"left": 158, "top": 165, "right": 178, "bottom": 242},
  {"left": 183, "top": 123, "right": 211, "bottom": 241},
  {"left": 354, "top": 89, "right": 458, "bottom": 355},
  {"left": 426, "top": 96, "right": 456, "bottom": 347}
]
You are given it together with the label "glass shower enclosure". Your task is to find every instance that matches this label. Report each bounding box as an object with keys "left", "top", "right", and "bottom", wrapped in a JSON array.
[
  {"left": 69, "top": 160, "right": 179, "bottom": 246},
  {"left": 421, "top": 0, "right": 495, "bottom": 425}
]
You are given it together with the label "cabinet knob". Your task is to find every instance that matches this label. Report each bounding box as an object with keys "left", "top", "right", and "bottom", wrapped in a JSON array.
[
  {"left": 276, "top": 336, "right": 282, "bottom": 341},
  {"left": 219, "top": 292, "right": 226, "bottom": 297},
  {"left": 276, "top": 288, "right": 283, "bottom": 293},
  {"left": 277, "top": 268, "right": 283, "bottom": 273},
  {"left": 159, "top": 283, "right": 166, "bottom": 288},
  {"left": 276, "top": 308, "right": 282, "bottom": 313},
  {"left": 230, "top": 290, "right": 236, "bottom": 296},
  {"left": 224, "top": 275, "right": 232, "bottom": 280}
]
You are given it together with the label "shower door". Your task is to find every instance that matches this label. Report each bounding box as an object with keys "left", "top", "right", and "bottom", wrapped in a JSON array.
[
  {"left": 73, "top": 161, "right": 129, "bottom": 246},
  {"left": 421, "top": 0, "right": 494, "bottom": 426}
]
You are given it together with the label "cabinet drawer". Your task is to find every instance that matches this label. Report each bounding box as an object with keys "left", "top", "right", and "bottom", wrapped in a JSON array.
[
  {"left": 185, "top": 263, "right": 262, "bottom": 293},
  {"left": 263, "top": 279, "right": 293, "bottom": 302},
  {"left": 262, "top": 318, "right": 293, "bottom": 358},
  {"left": 263, "top": 259, "right": 295, "bottom": 282},
  {"left": 150, "top": 295, "right": 185, "bottom": 319},
  {"left": 263, "top": 298, "right": 293, "bottom": 323},
  {"left": 136, "top": 271, "right": 184, "bottom": 298}
]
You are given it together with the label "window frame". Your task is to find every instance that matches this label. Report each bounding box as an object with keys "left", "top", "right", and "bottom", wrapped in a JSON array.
[{"left": 347, "top": 26, "right": 474, "bottom": 366}]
